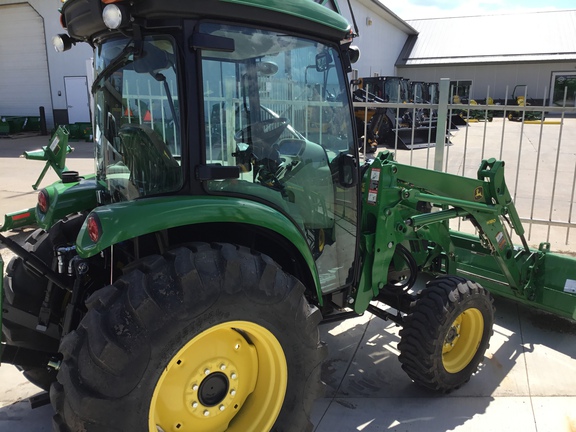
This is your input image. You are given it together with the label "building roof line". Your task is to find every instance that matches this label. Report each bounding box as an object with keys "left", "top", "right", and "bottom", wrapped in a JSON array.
[
  {"left": 398, "top": 9, "right": 576, "bottom": 66},
  {"left": 406, "top": 8, "right": 576, "bottom": 22},
  {"left": 402, "top": 52, "right": 576, "bottom": 62},
  {"left": 368, "top": 0, "right": 418, "bottom": 34}
]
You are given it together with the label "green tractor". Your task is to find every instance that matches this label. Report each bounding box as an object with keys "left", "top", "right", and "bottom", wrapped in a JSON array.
[
  {"left": 1, "top": 1, "right": 575, "bottom": 431},
  {"left": 507, "top": 84, "right": 543, "bottom": 121}
]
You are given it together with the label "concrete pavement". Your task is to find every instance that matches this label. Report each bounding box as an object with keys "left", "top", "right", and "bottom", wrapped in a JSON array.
[
  {"left": 0, "top": 295, "right": 575, "bottom": 431},
  {"left": 1, "top": 128, "right": 575, "bottom": 431},
  {"left": 312, "top": 297, "right": 576, "bottom": 432}
]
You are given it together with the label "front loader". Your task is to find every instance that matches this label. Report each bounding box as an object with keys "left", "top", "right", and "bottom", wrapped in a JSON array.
[{"left": 1, "top": 1, "right": 575, "bottom": 431}]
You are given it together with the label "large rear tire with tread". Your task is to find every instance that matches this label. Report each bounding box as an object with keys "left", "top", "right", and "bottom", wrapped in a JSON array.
[
  {"left": 51, "top": 243, "right": 325, "bottom": 432},
  {"left": 398, "top": 276, "right": 494, "bottom": 392}
]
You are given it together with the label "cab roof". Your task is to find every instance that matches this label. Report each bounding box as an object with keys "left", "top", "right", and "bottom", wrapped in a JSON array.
[{"left": 62, "top": 0, "right": 352, "bottom": 44}]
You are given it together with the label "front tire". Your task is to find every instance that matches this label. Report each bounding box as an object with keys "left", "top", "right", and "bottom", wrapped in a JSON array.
[
  {"left": 398, "top": 276, "right": 494, "bottom": 392},
  {"left": 51, "top": 243, "right": 325, "bottom": 432}
]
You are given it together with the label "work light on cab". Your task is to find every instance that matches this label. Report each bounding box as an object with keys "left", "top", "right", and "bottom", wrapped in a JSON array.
[
  {"left": 52, "top": 34, "right": 74, "bottom": 52},
  {"left": 102, "top": 3, "right": 129, "bottom": 30}
]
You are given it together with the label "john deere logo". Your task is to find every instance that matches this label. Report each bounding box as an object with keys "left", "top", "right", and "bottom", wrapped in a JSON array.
[{"left": 474, "top": 186, "right": 484, "bottom": 201}]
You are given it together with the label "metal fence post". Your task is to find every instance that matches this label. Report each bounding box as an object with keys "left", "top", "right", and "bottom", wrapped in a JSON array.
[{"left": 434, "top": 78, "right": 450, "bottom": 171}]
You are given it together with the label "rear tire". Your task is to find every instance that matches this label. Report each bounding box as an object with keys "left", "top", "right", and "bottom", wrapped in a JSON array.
[
  {"left": 51, "top": 243, "right": 325, "bottom": 432},
  {"left": 398, "top": 276, "right": 494, "bottom": 392},
  {"left": 2, "top": 215, "right": 85, "bottom": 390}
]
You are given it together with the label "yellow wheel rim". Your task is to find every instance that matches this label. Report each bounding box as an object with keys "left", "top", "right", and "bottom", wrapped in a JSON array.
[
  {"left": 149, "top": 321, "right": 287, "bottom": 432},
  {"left": 442, "top": 308, "right": 484, "bottom": 374}
]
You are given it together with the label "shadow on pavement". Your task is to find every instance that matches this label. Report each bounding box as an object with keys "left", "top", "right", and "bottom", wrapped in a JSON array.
[{"left": 314, "top": 292, "right": 576, "bottom": 431}]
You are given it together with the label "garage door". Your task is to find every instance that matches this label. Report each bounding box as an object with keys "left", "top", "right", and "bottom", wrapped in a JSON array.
[{"left": 0, "top": 3, "right": 52, "bottom": 124}]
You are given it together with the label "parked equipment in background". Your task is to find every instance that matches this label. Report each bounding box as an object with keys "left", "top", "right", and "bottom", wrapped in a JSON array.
[
  {"left": 507, "top": 84, "right": 543, "bottom": 121},
  {"left": 409, "top": 81, "right": 437, "bottom": 128},
  {"left": 21, "top": 126, "right": 74, "bottom": 190},
  {"left": 353, "top": 76, "right": 437, "bottom": 150}
]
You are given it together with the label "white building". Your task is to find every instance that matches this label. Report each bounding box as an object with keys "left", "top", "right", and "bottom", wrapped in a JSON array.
[
  {"left": 2, "top": 1, "right": 572, "bottom": 130},
  {"left": 0, "top": 0, "right": 413, "bottom": 130},
  {"left": 338, "top": 0, "right": 417, "bottom": 78},
  {"left": 396, "top": 10, "right": 576, "bottom": 105},
  {"left": 0, "top": 1, "right": 92, "bottom": 129}
]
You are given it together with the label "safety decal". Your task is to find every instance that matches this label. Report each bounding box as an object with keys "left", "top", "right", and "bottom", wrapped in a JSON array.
[
  {"left": 564, "top": 279, "right": 576, "bottom": 294},
  {"left": 496, "top": 231, "right": 507, "bottom": 250},
  {"left": 50, "top": 135, "right": 61, "bottom": 153},
  {"left": 367, "top": 168, "right": 380, "bottom": 205}
]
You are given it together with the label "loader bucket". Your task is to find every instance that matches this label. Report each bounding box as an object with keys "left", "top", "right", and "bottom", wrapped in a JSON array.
[
  {"left": 392, "top": 125, "right": 437, "bottom": 150},
  {"left": 450, "top": 114, "right": 467, "bottom": 128},
  {"left": 534, "top": 250, "right": 576, "bottom": 321}
]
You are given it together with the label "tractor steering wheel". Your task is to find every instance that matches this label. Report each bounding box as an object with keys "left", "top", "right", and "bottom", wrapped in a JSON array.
[{"left": 234, "top": 117, "right": 289, "bottom": 148}]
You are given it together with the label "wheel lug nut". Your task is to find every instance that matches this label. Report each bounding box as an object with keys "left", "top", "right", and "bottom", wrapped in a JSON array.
[
  {"left": 192, "top": 402, "right": 198, "bottom": 408},
  {"left": 220, "top": 364, "right": 226, "bottom": 371},
  {"left": 231, "top": 373, "right": 237, "bottom": 380},
  {"left": 219, "top": 405, "right": 225, "bottom": 411},
  {"left": 203, "top": 410, "right": 210, "bottom": 417},
  {"left": 204, "top": 368, "right": 211, "bottom": 375},
  {"left": 230, "top": 389, "right": 236, "bottom": 396},
  {"left": 192, "top": 384, "right": 198, "bottom": 391}
]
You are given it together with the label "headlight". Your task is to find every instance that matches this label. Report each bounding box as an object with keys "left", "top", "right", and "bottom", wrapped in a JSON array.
[
  {"left": 52, "top": 34, "right": 73, "bottom": 52},
  {"left": 102, "top": 4, "right": 128, "bottom": 30}
]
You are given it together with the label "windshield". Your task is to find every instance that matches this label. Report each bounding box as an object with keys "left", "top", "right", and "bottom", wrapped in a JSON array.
[
  {"left": 201, "top": 24, "right": 357, "bottom": 292},
  {"left": 385, "top": 79, "right": 407, "bottom": 102},
  {"left": 93, "top": 35, "right": 182, "bottom": 202}
]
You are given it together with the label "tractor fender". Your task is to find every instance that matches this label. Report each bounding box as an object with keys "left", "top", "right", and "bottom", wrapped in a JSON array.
[
  {"left": 75, "top": 195, "right": 321, "bottom": 296},
  {"left": 35, "top": 175, "right": 100, "bottom": 231}
]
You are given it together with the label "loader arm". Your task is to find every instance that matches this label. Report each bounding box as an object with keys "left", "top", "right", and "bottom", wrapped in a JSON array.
[
  {"left": 396, "top": 157, "right": 530, "bottom": 291},
  {"left": 356, "top": 151, "right": 576, "bottom": 321}
]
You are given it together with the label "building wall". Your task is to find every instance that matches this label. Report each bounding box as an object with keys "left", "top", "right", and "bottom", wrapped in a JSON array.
[
  {"left": 343, "top": 1, "right": 410, "bottom": 78},
  {"left": 3, "top": 1, "right": 572, "bottom": 128},
  {"left": 0, "top": 0, "right": 92, "bottom": 129},
  {"left": 0, "top": 1, "right": 406, "bottom": 129},
  {"left": 398, "top": 62, "right": 576, "bottom": 105},
  {"left": 0, "top": 3, "right": 52, "bottom": 123}
]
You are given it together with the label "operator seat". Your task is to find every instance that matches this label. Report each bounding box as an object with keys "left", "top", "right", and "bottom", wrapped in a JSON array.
[{"left": 118, "top": 124, "right": 181, "bottom": 196}]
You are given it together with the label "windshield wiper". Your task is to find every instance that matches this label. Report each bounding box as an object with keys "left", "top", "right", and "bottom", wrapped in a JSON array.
[
  {"left": 92, "top": 42, "right": 137, "bottom": 94},
  {"left": 153, "top": 72, "right": 180, "bottom": 134}
]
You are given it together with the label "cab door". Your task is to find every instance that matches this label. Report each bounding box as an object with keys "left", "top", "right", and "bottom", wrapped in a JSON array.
[{"left": 200, "top": 24, "right": 359, "bottom": 293}]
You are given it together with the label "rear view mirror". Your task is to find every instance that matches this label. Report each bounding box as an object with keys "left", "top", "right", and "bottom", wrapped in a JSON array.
[
  {"left": 315, "top": 52, "right": 333, "bottom": 72},
  {"left": 338, "top": 153, "right": 357, "bottom": 188},
  {"left": 134, "top": 42, "right": 171, "bottom": 74}
]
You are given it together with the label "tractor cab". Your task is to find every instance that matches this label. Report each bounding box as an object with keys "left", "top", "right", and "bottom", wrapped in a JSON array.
[{"left": 74, "top": 3, "right": 361, "bottom": 294}]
